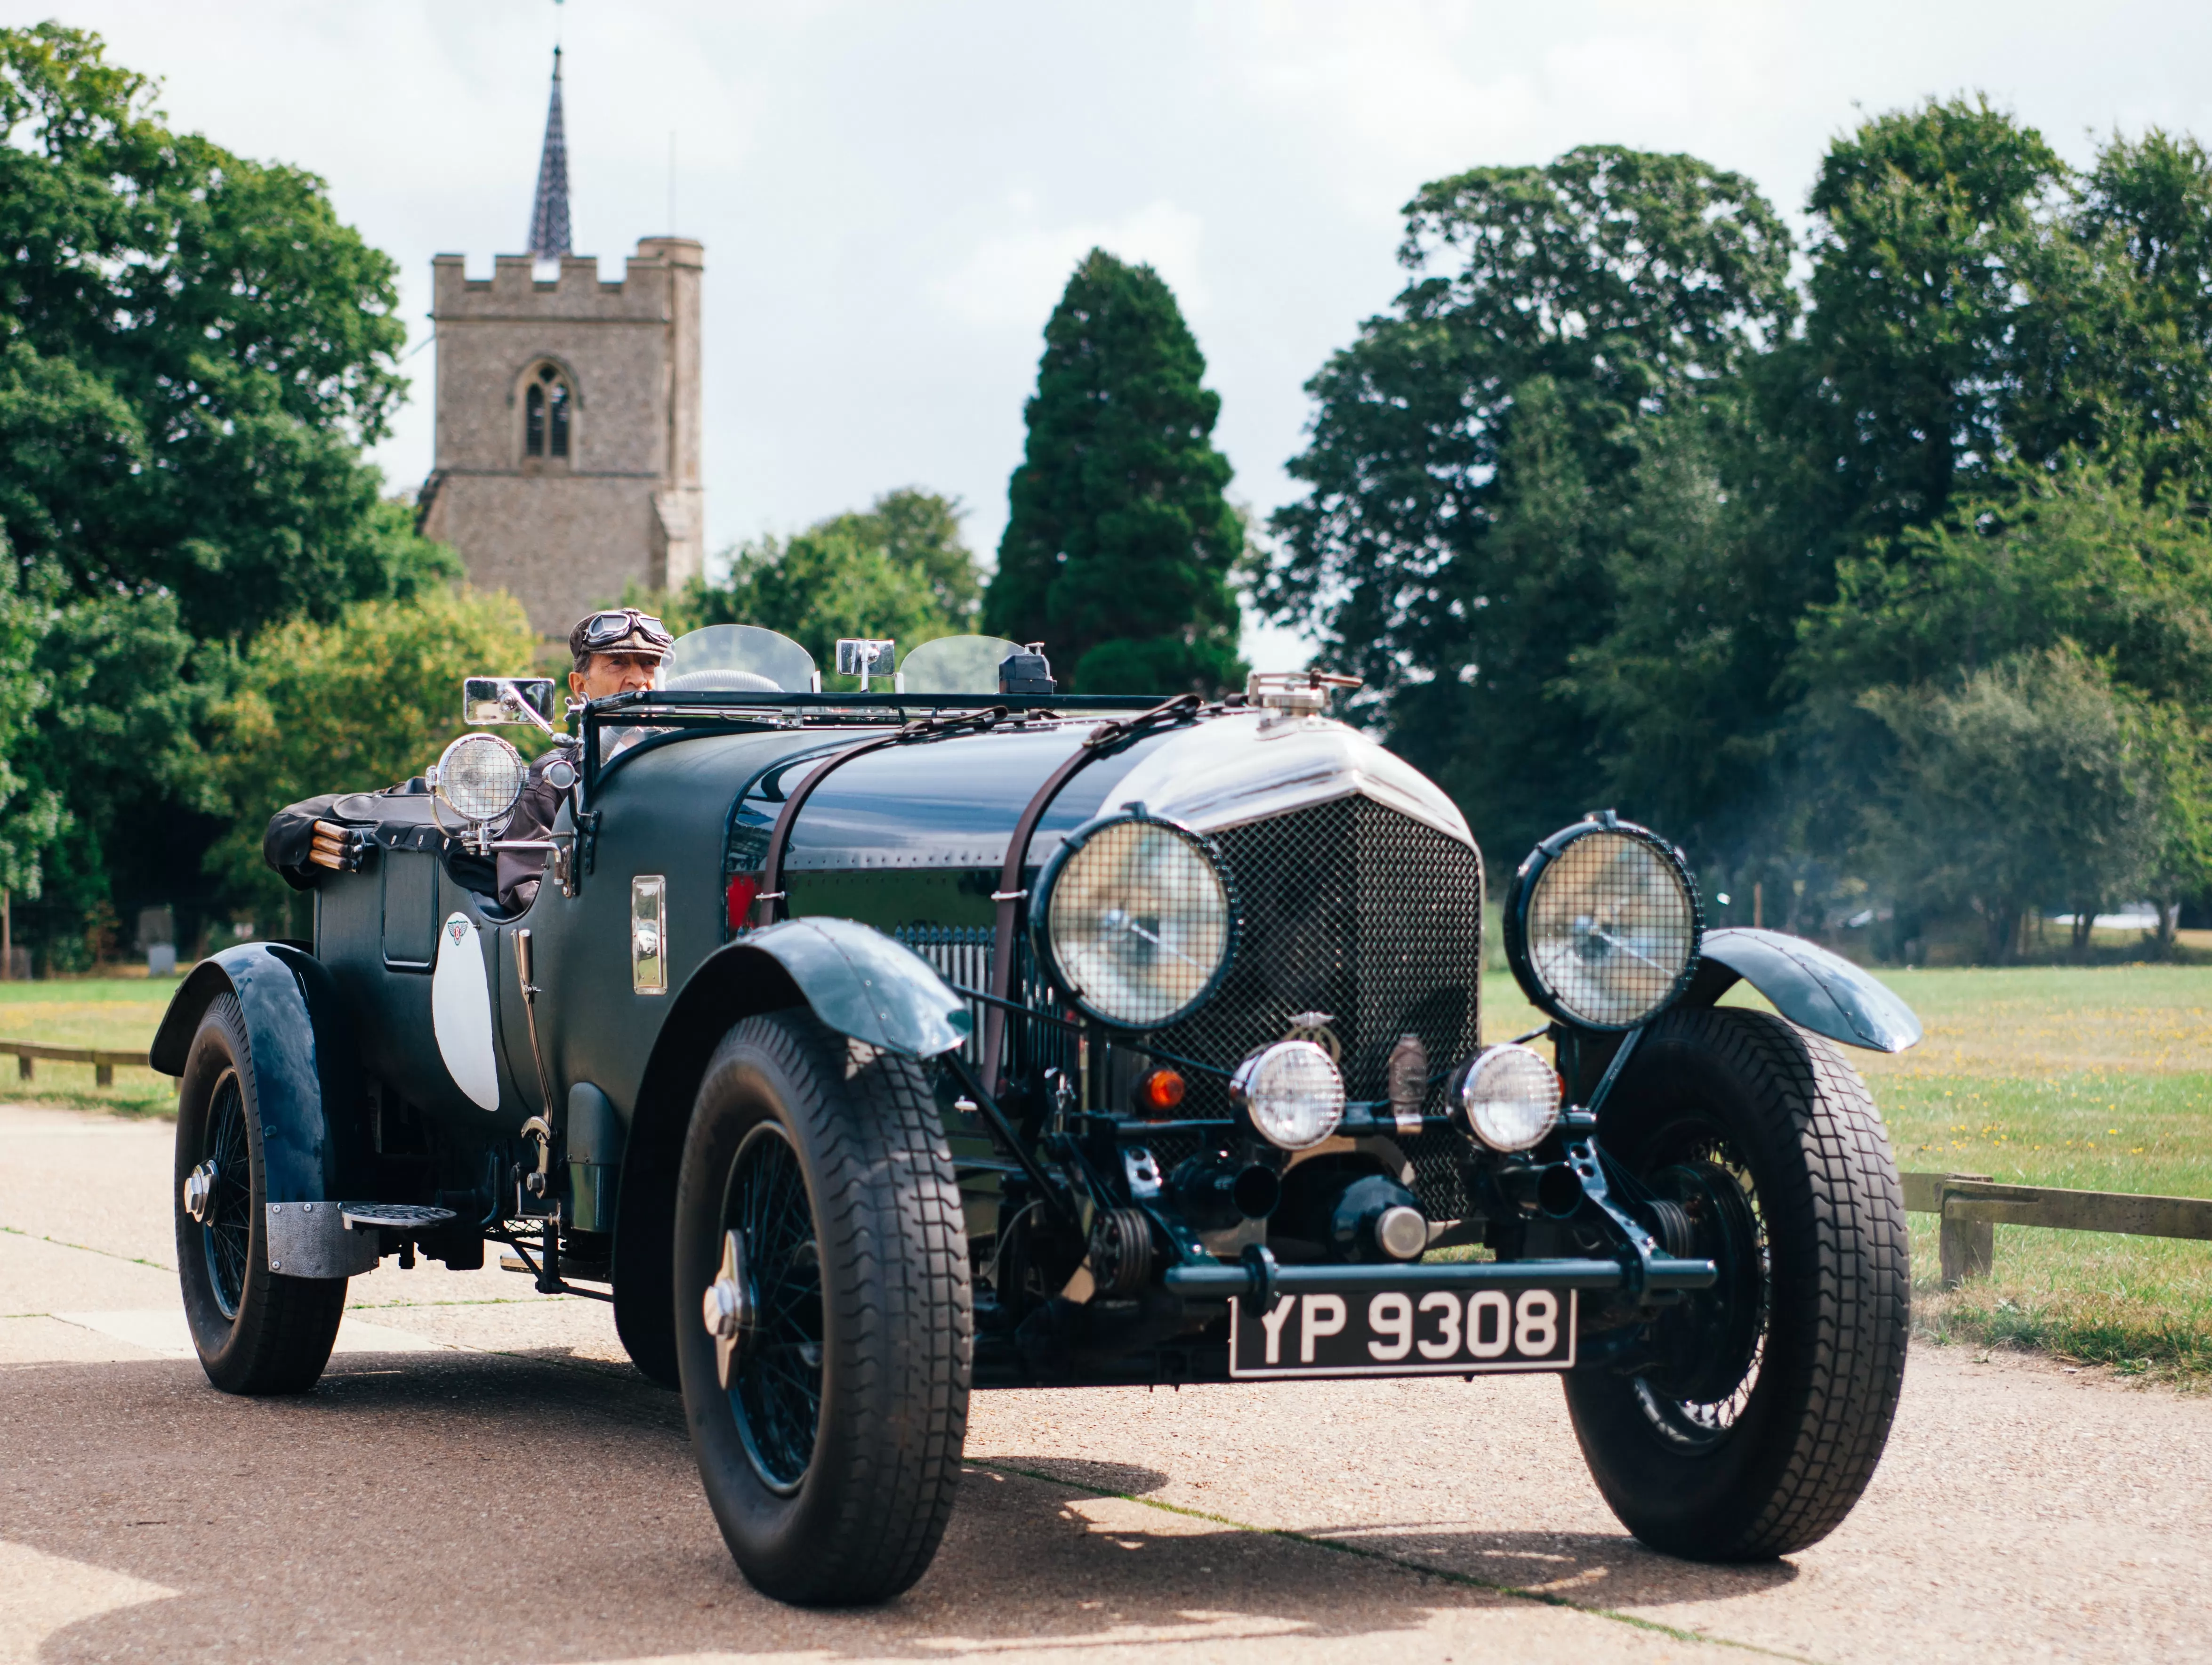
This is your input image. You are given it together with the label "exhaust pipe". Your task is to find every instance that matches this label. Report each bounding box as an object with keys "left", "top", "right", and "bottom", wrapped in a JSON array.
[
  {"left": 1169, "top": 1157, "right": 1281, "bottom": 1229},
  {"left": 1498, "top": 1160, "right": 1586, "bottom": 1220}
]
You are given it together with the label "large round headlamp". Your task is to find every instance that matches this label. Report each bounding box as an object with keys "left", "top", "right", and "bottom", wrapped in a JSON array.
[
  {"left": 1033, "top": 812, "right": 1235, "bottom": 1029},
  {"left": 1504, "top": 812, "right": 1701, "bottom": 1030},
  {"left": 1231, "top": 1040, "right": 1345, "bottom": 1150},
  {"left": 428, "top": 732, "right": 527, "bottom": 825},
  {"left": 1454, "top": 1044, "right": 1562, "bottom": 1152}
]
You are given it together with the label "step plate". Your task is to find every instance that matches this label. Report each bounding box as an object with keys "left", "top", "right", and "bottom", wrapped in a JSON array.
[{"left": 340, "top": 1203, "right": 459, "bottom": 1232}]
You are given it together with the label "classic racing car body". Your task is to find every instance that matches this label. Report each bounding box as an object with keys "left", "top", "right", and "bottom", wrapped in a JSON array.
[{"left": 156, "top": 627, "right": 1921, "bottom": 1604}]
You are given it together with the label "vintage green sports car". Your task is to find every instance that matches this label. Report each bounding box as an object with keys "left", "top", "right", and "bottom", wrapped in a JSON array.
[{"left": 153, "top": 624, "right": 1922, "bottom": 1605}]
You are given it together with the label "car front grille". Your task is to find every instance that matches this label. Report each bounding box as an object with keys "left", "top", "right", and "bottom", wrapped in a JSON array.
[
  {"left": 899, "top": 795, "right": 1485, "bottom": 1220},
  {"left": 1158, "top": 796, "right": 1483, "bottom": 1114}
]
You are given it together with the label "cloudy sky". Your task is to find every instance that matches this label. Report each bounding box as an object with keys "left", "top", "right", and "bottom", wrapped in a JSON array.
[{"left": 31, "top": 1, "right": 2212, "bottom": 663}]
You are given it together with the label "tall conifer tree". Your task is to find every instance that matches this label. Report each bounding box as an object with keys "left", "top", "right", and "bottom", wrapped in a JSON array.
[{"left": 985, "top": 250, "right": 1243, "bottom": 693}]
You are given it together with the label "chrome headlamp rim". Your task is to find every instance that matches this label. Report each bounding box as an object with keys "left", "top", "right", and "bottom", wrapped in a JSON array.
[
  {"left": 1230, "top": 1038, "right": 1346, "bottom": 1151},
  {"left": 427, "top": 731, "right": 527, "bottom": 826},
  {"left": 1502, "top": 810, "right": 1703, "bottom": 1032},
  {"left": 1030, "top": 808, "right": 1239, "bottom": 1031},
  {"left": 1453, "top": 1043, "right": 1564, "bottom": 1152}
]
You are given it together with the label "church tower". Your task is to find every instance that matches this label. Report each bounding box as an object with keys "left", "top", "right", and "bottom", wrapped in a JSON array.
[{"left": 417, "top": 48, "right": 705, "bottom": 637}]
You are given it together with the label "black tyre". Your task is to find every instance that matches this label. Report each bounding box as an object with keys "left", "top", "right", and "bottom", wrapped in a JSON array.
[
  {"left": 674, "top": 1010, "right": 971, "bottom": 1605},
  {"left": 174, "top": 995, "right": 346, "bottom": 1394},
  {"left": 1564, "top": 1006, "right": 1908, "bottom": 1560}
]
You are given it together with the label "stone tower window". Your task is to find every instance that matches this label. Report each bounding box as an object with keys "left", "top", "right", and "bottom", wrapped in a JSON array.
[{"left": 524, "top": 363, "right": 572, "bottom": 459}]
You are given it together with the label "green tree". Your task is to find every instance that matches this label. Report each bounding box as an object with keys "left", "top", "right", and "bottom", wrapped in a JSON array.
[
  {"left": 985, "top": 249, "right": 1243, "bottom": 695},
  {"left": 1798, "top": 457, "right": 2212, "bottom": 706},
  {"left": 1785, "top": 98, "right": 2080, "bottom": 543},
  {"left": 1857, "top": 648, "right": 2161, "bottom": 962},
  {"left": 2074, "top": 129, "right": 2212, "bottom": 498},
  {"left": 0, "top": 543, "right": 62, "bottom": 903},
  {"left": 1551, "top": 403, "right": 1803, "bottom": 858},
  {"left": 0, "top": 25, "right": 451, "bottom": 952},
  {"left": 677, "top": 489, "right": 983, "bottom": 687},
  {"left": 813, "top": 488, "right": 981, "bottom": 628},
  {"left": 1259, "top": 146, "right": 1794, "bottom": 860},
  {"left": 203, "top": 588, "right": 540, "bottom": 930},
  {"left": 0, "top": 26, "right": 442, "bottom": 636}
]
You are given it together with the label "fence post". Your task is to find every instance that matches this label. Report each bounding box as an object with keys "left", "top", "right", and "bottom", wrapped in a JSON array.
[
  {"left": 14, "top": 1054, "right": 28, "bottom": 1082},
  {"left": 1939, "top": 1188, "right": 1995, "bottom": 1288}
]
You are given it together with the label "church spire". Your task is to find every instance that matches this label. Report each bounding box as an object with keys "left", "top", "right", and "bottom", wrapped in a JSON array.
[{"left": 527, "top": 46, "right": 571, "bottom": 261}]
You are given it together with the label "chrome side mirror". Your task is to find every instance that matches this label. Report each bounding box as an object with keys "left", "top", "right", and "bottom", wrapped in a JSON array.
[
  {"left": 834, "top": 639, "right": 896, "bottom": 683},
  {"left": 463, "top": 677, "right": 559, "bottom": 731}
]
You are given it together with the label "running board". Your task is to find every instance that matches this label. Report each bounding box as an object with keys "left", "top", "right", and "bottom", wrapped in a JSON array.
[{"left": 264, "top": 1201, "right": 458, "bottom": 1279}]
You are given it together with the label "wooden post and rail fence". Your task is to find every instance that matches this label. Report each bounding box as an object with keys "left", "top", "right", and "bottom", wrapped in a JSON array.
[
  {"left": 1901, "top": 1171, "right": 2212, "bottom": 1286},
  {"left": 0, "top": 1030, "right": 2203, "bottom": 1285},
  {"left": 0, "top": 1038, "right": 149, "bottom": 1089}
]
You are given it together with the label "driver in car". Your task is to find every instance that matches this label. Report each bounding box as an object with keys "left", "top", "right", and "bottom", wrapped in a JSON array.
[{"left": 496, "top": 608, "right": 673, "bottom": 912}]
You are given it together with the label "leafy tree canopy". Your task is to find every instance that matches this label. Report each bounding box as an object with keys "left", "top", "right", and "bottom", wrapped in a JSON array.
[
  {"left": 204, "top": 587, "right": 539, "bottom": 929},
  {"left": 1259, "top": 146, "right": 1795, "bottom": 858},
  {"left": 1799, "top": 458, "right": 2212, "bottom": 710},
  {"left": 1857, "top": 647, "right": 2161, "bottom": 962},
  {"left": 1259, "top": 108, "right": 2212, "bottom": 954},
  {"left": 0, "top": 24, "right": 446, "bottom": 638},
  {"left": 986, "top": 249, "right": 1243, "bottom": 695},
  {"left": 0, "top": 25, "right": 458, "bottom": 957}
]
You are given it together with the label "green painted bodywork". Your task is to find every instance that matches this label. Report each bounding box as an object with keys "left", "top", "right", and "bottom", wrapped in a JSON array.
[{"left": 730, "top": 918, "right": 971, "bottom": 1060}]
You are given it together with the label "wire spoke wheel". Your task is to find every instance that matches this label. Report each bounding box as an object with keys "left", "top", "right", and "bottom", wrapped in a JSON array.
[
  {"left": 201, "top": 1069, "right": 256, "bottom": 1319},
  {"left": 172, "top": 991, "right": 346, "bottom": 1395},
  {"left": 1626, "top": 1133, "right": 1770, "bottom": 1449},
  {"left": 676, "top": 1010, "right": 971, "bottom": 1605},
  {"left": 725, "top": 1123, "right": 823, "bottom": 1493},
  {"left": 1563, "top": 1006, "right": 1908, "bottom": 1561}
]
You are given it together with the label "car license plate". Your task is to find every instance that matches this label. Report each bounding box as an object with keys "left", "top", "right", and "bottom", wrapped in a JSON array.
[{"left": 1229, "top": 1283, "right": 1577, "bottom": 1378}]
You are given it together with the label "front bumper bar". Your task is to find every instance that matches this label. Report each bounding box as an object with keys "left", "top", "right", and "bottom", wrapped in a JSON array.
[{"left": 1162, "top": 1254, "right": 1717, "bottom": 1298}]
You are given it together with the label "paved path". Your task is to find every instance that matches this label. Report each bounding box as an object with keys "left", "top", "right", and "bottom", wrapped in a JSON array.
[{"left": 3, "top": 1100, "right": 2207, "bottom": 1665}]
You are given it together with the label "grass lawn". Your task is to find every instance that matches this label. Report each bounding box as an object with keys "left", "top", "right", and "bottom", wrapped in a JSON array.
[
  {"left": 1489, "top": 964, "right": 2212, "bottom": 1382},
  {"left": 1853, "top": 967, "right": 2212, "bottom": 1382},
  {"left": 0, "top": 975, "right": 181, "bottom": 1115}
]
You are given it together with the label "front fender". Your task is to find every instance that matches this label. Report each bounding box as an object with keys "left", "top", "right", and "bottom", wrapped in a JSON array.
[
  {"left": 610, "top": 915, "right": 973, "bottom": 1388},
  {"left": 723, "top": 918, "right": 971, "bottom": 1061},
  {"left": 1687, "top": 927, "right": 1922, "bottom": 1053},
  {"left": 150, "top": 942, "right": 370, "bottom": 1204}
]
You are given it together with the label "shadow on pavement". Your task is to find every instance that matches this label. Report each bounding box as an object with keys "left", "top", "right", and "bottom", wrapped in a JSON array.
[
  {"left": 7, "top": 1350, "right": 1772, "bottom": 1663},
  {"left": 979, "top": 1453, "right": 1800, "bottom": 1612}
]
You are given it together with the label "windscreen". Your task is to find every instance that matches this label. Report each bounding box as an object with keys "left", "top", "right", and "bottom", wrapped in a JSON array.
[
  {"left": 899, "top": 635, "right": 1021, "bottom": 695},
  {"left": 665, "top": 624, "right": 818, "bottom": 693}
]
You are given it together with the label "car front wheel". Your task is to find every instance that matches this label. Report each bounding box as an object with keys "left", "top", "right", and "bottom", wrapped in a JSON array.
[
  {"left": 674, "top": 1009, "right": 971, "bottom": 1605},
  {"left": 174, "top": 994, "right": 347, "bottom": 1394},
  {"left": 1564, "top": 1005, "right": 1909, "bottom": 1560}
]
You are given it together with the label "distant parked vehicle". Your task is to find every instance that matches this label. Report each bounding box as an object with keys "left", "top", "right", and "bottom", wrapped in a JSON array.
[{"left": 155, "top": 624, "right": 1922, "bottom": 1603}]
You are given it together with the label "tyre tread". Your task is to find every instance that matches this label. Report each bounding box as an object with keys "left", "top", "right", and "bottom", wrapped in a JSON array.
[
  {"left": 690, "top": 1011, "right": 970, "bottom": 1602},
  {"left": 176, "top": 994, "right": 346, "bottom": 1396},
  {"left": 1568, "top": 1005, "right": 1909, "bottom": 1560}
]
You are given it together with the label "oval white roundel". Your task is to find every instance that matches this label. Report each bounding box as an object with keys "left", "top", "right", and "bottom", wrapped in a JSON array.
[{"left": 432, "top": 912, "right": 500, "bottom": 1110}]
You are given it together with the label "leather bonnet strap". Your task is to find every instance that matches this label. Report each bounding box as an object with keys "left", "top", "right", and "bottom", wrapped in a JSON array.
[
  {"left": 752, "top": 707, "right": 1007, "bottom": 930},
  {"left": 979, "top": 693, "right": 1204, "bottom": 1095}
]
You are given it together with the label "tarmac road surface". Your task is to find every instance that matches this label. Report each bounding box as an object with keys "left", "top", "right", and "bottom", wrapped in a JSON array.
[{"left": 3, "top": 1099, "right": 2208, "bottom": 1665}]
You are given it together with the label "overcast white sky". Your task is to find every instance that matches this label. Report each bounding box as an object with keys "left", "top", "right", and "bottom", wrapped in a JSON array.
[{"left": 25, "top": 1, "right": 2212, "bottom": 664}]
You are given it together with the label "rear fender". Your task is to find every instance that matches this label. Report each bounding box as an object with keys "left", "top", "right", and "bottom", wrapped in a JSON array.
[
  {"left": 151, "top": 942, "right": 372, "bottom": 1205},
  {"left": 610, "top": 917, "right": 971, "bottom": 1384},
  {"left": 1684, "top": 928, "right": 1922, "bottom": 1053}
]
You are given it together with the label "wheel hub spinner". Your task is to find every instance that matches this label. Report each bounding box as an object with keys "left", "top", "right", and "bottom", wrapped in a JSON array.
[
  {"left": 702, "top": 1228, "right": 752, "bottom": 1390},
  {"left": 183, "top": 1160, "right": 217, "bottom": 1225}
]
